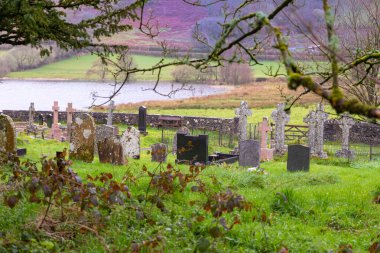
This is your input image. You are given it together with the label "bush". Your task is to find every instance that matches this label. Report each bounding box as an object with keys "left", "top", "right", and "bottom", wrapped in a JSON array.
[{"left": 219, "top": 62, "right": 253, "bottom": 85}]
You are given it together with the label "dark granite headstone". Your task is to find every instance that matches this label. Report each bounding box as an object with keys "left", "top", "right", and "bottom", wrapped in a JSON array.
[
  {"left": 176, "top": 134, "right": 208, "bottom": 164},
  {"left": 239, "top": 140, "right": 260, "bottom": 167},
  {"left": 16, "top": 148, "right": 27, "bottom": 156},
  {"left": 138, "top": 106, "right": 147, "bottom": 134},
  {"left": 287, "top": 145, "right": 310, "bottom": 172},
  {"left": 38, "top": 114, "right": 44, "bottom": 125},
  {"left": 46, "top": 114, "right": 53, "bottom": 128}
]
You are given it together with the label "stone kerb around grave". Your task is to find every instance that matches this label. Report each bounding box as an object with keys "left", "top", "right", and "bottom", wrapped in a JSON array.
[
  {"left": 0, "top": 114, "right": 16, "bottom": 153},
  {"left": 69, "top": 113, "right": 96, "bottom": 163}
]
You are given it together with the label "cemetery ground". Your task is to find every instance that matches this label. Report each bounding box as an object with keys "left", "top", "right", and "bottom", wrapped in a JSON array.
[{"left": 1, "top": 125, "right": 380, "bottom": 252}]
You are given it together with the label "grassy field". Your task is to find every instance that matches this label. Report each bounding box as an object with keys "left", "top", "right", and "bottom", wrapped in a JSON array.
[
  {"left": 7, "top": 53, "right": 291, "bottom": 81},
  {"left": 0, "top": 131, "right": 379, "bottom": 252}
]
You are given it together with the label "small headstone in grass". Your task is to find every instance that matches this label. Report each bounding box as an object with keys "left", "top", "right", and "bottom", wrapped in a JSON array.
[
  {"left": 46, "top": 114, "right": 53, "bottom": 128},
  {"left": 16, "top": 148, "right": 27, "bottom": 156},
  {"left": 121, "top": 126, "right": 140, "bottom": 159},
  {"left": 239, "top": 139, "right": 260, "bottom": 167},
  {"left": 335, "top": 113, "right": 356, "bottom": 159},
  {"left": 176, "top": 133, "right": 208, "bottom": 165},
  {"left": 271, "top": 103, "right": 290, "bottom": 155},
  {"left": 172, "top": 126, "right": 190, "bottom": 154},
  {"left": 0, "top": 114, "right": 16, "bottom": 153},
  {"left": 287, "top": 145, "right": 310, "bottom": 172},
  {"left": 98, "top": 136, "right": 125, "bottom": 165},
  {"left": 69, "top": 113, "right": 95, "bottom": 163},
  {"left": 151, "top": 143, "right": 168, "bottom": 163}
]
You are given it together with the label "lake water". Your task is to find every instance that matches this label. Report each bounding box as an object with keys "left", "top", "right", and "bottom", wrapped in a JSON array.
[{"left": 0, "top": 80, "right": 226, "bottom": 110}]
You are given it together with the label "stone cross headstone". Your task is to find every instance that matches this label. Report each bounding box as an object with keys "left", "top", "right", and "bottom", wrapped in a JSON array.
[
  {"left": 0, "top": 114, "right": 16, "bottom": 153},
  {"left": 303, "top": 110, "right": 316, "bottom": 155},
  {"left": 107, "top": 100, "right": 115, "bottom": 126},
  {"left": 28, "top": 102, "right": 35, "bottom": 125},
  {"left": 287, "top": 145, "right": 310, "bottom": 172},
  {"left": 98, "top": 136, "right": 125, "bottom": 165},
  {"left": 335, "top": 113, "right": 356, "bottom": 159},
  {"left": 66, "top": 103, "right": 74, "bottom": 142},
  {"left": 235, "top": 101, "right": 252, "bottom": 143},
  {"left": 314, "top": 104, "right": 328, "bottom": 158},
  {"left": 69, "top": 113, "right": 95, "bottom": 163},
  {"left": 239, "top": 140, "right": 261, "bottom": 167},
  {"left": 260, "top": 117, "right": 274, "bottom": 161},
  {"left": 271, "top": 103, "right": 290, "bottom": 155},
  {"left": 151, "top": 143, "right": 168, "bottom": 163},
  {"left": 51, "top": 101, "right": 62, "bottom": 140},
  {"left": 138, "top": 106, "right": 147, "bottom": 134},
  {"left": 121, "top": 126, "right": 140, "bottom": 159},
  {"left": 172, "top": 126, "right": 190, "bottom": 154}
]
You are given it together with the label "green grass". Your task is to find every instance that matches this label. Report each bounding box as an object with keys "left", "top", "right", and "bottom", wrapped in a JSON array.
[{"left": 1, "top": 128, "right": 379, "bottom": 252}]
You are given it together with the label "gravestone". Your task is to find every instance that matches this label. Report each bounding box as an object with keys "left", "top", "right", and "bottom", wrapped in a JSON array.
[
  {"left": 138, "top": 106, "right": 147, "bottom": 134},
  {"left": 239, "top": 140, "right": 260, "bottom": 167},
  {"left": 151, "top": 143, "right": 168, "bottom": 163},
  {"left": 98, "top": 136, "right": 125, "bottom": 165},
  {"left": 260, "top": 117, "right": 274, "bottom": 161},
  {"left": 172, "top": 126, "right": 190, "bottom": 154},
  {"left": 0, "top": 114, "right": 16, "bottom": 153},
  {"left": 271, "top": 103, "right": 290, "bottom": 155},
  {"left": 303, "top": 110, "right": 316, "bottom": 155},
  {"left": 46, "top": 114, "right": 53, "bottom": 128},
  {"left": 121, "top": 126, "right": 140, "bottom": 159},
  {"left": 235, "top": 101, "right": 252, "bottom": 143},
  {"left": 38, "top": 114, "right": 44, "bottom": 125},
  {"left": 107, "top": 100, "right": 115, "bottom": 126},
  {"left": 69, "top": 113, "right": 95, "bottom": 163},
  {"left": 16, "top": 148, "right": 27, "bottom": 156},
  {"left": 51, "top": 101, "right": 62, "bottom": 140},
  {"left": 66, "top": 103, "right": 74, "bottom": 142},
  {"left": 176, "top": 134, "right": 208, "bottom": 164},
  {"left": 28, "top": 102, "right": 35, "bottom": 126},
  {"left": 287, "top": 145, "right": 310, "bottom": 172},
  {"left": 335, "top": 113, "right": 356, "bottom": 159},
  {"left": 314, "top": 104, "right": 328, "bottom": 158},
  {"left": 96, "top": 125, "right": 115, "bottom": 143}
]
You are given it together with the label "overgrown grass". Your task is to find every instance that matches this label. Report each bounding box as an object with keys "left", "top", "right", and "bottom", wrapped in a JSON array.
[{"left": 1, "top": 131, "right": 379, "bottom": 252}]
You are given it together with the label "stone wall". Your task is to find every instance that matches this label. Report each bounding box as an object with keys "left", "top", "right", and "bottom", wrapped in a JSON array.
[{"left": 1, "top": 110, "right": 238, "bottom": 134}]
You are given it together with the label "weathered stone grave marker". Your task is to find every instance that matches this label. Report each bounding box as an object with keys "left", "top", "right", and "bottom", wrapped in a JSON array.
[
  {"left": 28, "top": 102, "right": 35, "bottom": 126},
  {"left": 260, "top": 117, "right": 274, "bottom": 161},
  {"left": 38, "top": 114, "right": 44, "bottom": 126},
  {"left": 51, "top": 101, "right": 62, "bottom": 140},
  {"left": 239, "top": 139, "right": 261, "bottom": 167},
  {"left": 314, "top": 104, "right": 328, "bottom": 158},
  {"left": 287, "top": 145, "right": 310, "bottom": 172},
  {"left": 235, "top": 101, "right": 252, "bottom": 143},
  {"left": 46, "top": 114, "right": 53, "bottom": 128},
  {"left": 69, "top": 113, "right": 95, "bottom": 163},
  {"left": 107, "top": 100, "right": 115, "bottom": 126},
  {"left": 172, "top": 126, "right": 190, "bottom": 154},
  {"left": 0, "top": 114, "right": 16, "bottom": 153},
  {"left": 335, "top": 113, "right": 356, "bottom": 159},
  {"left": 176, "top": 134, "right": 208, "bottom": 164},
  {"left": 98, "top": 136, "right": 125, "bottom": 165},
  {"left": 271, "top": 103, "right": 290, "bottom": 155},
  {"left": 121, "top": 126, "right": 140, "bottom": 159},
  {"left": 151, "top": 143, "right": 168, "bottom": 163}
]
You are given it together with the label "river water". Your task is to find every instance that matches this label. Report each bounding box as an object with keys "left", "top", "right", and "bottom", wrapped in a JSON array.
[{"left": 0, "top": 80, "right": 226, "bottom": 110}]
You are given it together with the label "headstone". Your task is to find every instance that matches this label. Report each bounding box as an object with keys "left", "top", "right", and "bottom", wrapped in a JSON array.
[
  {"left": 28, "top": 102, "right": 35, "bottom": 125},
  {"left": 239, "top": 140, "right": 261, "bottom": 167},
  {"left": 260, "top": 117, "right": 274, "bottom": 161},
  {"left": 16, "top": 148, "right": 27, "bottom": 156},
  {"left": 287, "top": 145, "right": 310, "bottom": 172},
  {"left": 172, "top": 126, "right": 190, "bottom": 154},
  {"left": 314, "top": 104, "right": 328, "bottom": 158},
  {"left": 335, "top": 113, "right": 356, "bottom": 159},
  {"left": 46, "top": 114, "right": 53, "bottom": 128},
  {"left": 38, "top": 114, "right": 44, "bottom": 125},
  {"left": 176, "top": 134, "right": 209, "bottom": 164},
  {"left": 138, "top": 106, "right": 147, "bottom": 134},
  {"left": 51, "top": 101, "right": 62, "bottom": 140},
  {"left": 151, "top": 143, "right": 168, "bottom": 163},
  {"left": 0, "top": 114, "right": 16, "bottom": 153},
  {"left": 98, "top": 136, "right": 125, "bottom": 165},
  {"left": 303, "top": 110, "right": 316, "bottom": 155},
  {"left": 235, "top": 101, "right": 252, "bottom": 143},
  {"left": 69, "top": 113, "right": 95, "bottom": 163},
  {"left": 271, "top": 103, "right": 290, "bottom": 155},
  {"left": 121, "top": 126, "right": 140, "bottom": 159},
  {"left": 96, "top": 125, "right": 115, "bottom": 143},
  {"left": 107, "top": 100, "right": 116, "bottom": 126},
  {"left": 66, "top": 103, "right": 74, "bottom": 142}
]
